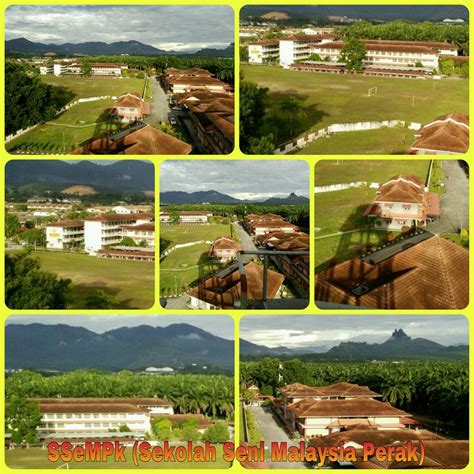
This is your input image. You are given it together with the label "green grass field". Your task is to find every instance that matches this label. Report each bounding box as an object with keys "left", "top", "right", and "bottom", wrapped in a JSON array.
[
  {"left": 5, "top": 444, "right": 230, "bottom": 469},
  {"left": 160, "top": 224, "right": 236, "bottom": 295},
  {"left": 41, "top": 76, "right": 145, "bottom": 99},
  {"left": 31, "top": 251, "right": 154, "bottom": 309},
  {"left": 6, "top": 76, "right": 145, "bottom": 153},
  {"left": 242, "top": 65, "right": 468, "bottom": 153},
  {"left": 314, "top": 160, "right": 431, "bottom": 186},
  {"left": 315, "top": 186, "right": 377, "bottom": 236},
  {"left": 299, "top": 127, "right": 416, "bottom": 155}
]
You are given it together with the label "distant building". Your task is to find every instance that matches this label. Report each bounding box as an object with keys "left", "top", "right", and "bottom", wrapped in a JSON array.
[
  {"left": 248, "top": 40, "right": 280, "bottom": 64},
  {"left": 120, "top": 222, "right": 155, "bottom": 248},
  {"left": 162, "top": 71, "right": 230, "bottom": 94},
  {"left": 159, "top": 211, "right": 211, "bottom": 224},
  {"left": 188, "top": 261, "right": 284, "bottom": 309},
  {"left": 310, "top": 39, "right": 458, "bottom": 69},
  {"left": 315, "top": 235, "right": 468, "bottom": 309},
  {"left": 208, "top": 237, "right": 241, "bottom": 262},
  {"left": 363, "top": 174, "right": 441, "bottom": 230},
  {"left": 244, "top": 214, "right": 299, "bottom": 236},
  {"left": 407, "top": 112, "right": 469, "bottom": 155},
  {"left": 111, "top": 92, "right": 151, "bottom": 123},
  {"left": 83, "top": 212, "right": 154, "bottom": 254},
  {"left": 46, "top": 220, "right": 84, "bottom": 250},
  {"left": 32, "top": 398, "right": 173, "bottom": 437}
]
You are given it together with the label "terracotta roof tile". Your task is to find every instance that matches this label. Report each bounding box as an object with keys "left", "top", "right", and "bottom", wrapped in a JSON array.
[{"left": 315, "top": 235, "right": 468, "bottom": 309}]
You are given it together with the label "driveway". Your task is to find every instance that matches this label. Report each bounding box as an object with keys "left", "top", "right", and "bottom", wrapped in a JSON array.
[
  {"left": 250, "top": 406, "right": 308, "bottom": 469},
  {"left": 235, "top": 223, "right": 259, "bottom": 263},
  {"left": 428, "top": 160, "right": 469, "bottom": 234},
  {"left": 144, "top": 76, "right": 170, "bottom": 124}
]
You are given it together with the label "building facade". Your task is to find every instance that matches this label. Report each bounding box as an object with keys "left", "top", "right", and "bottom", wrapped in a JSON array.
[{"left": 46, "top": 220, "right": 85, "bottom": 250}]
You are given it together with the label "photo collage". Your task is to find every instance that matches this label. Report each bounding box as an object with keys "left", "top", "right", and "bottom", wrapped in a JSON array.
[{"left": 1, "top": 1, "right": 471, "bottom": 471}]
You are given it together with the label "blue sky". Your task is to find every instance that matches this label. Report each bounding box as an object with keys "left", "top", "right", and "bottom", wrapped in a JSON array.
[{"left": 6, "top": 5, "right": 234, "bottom": 52}]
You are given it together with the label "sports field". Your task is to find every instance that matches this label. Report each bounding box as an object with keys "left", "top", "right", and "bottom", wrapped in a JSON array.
[
  {"left": 242, "top": 65, "right": 468, "bottom": 153},
  {"left": 314, "top": 160, "right": 431, "bottom": 186},
  {"left": 6, "top": 76, "right": 145, "bottom": 153},
  {"left": 160, "top": 224, "right": 236, "bottom": 296},
  {"left": 5, "top": 444, "right": 230, "bottom": 469},
  {"left": 31, "top": 251, "right": 155, "bottom": 309}
]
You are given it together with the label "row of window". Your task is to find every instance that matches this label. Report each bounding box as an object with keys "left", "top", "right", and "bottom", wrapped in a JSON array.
[{"left": 44, "top": 413, "right": 128, "bottom": 420}]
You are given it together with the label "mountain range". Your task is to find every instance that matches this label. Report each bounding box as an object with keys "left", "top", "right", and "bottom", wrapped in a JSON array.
[
  {"left": 241, "top": 329, "right": 468, "bottom": 361},
  {"left": 160, "top": 191, "right": 309, "bottom": 205},
  {"left": 242, "top": 5, "right": 468, "bottom": 21},
  {"left": 5, "top": 38, "right": 234, "bottom": 58},
  {"left": 6, "top": 323, "right": 234, "bottom": 371},
  {"left": 6, "top": 160, "right": 154, "bottom": 193}
]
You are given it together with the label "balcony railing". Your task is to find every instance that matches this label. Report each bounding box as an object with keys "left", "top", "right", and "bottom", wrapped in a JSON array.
[{"left": 235, "top": 250, "right": 309, "bottom": 309}]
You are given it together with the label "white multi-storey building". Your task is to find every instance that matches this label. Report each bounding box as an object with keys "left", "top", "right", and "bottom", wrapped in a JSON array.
[
  {"left": 159, "top": 211, "right": 211, "bottom": 224},
  {"left": 248, "top": 40, "right": 280, "bottom": 63},
  {"left": 279, "top": 35, "right": 336, "bottom": 66},
  {"left": 84, "top": 213, "right": 154, "bottom": 254},
  {"left": 46, "top": 220, "right": 85, "bottom": 250},
  {"left": 34, "top": 398, "right": 173, "bottom": 436},
  {"left": 310, "top": 40, "right": 458, "bottom": 69},
  {"left": 120, "top": 223, "right": 155, "bottom": 248}
]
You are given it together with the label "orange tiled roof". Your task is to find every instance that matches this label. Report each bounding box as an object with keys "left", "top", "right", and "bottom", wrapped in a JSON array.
[{"left": 315, "top": 235, "right": 468, "bottom": 309}]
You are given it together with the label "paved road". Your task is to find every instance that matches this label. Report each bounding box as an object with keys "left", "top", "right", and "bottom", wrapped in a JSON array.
[
  {"left": 250, "top": 406, "right": 308, "bottom": 469},
  {"left": 145, "top": 76, "right": 170, "bottom": 124},
  {"left": 427, "top": 160, "right": 469, "bottom": 234},
  {"left": 160, "top": 295, "right": 190, "bottom": 310},
  {"left": 235, "top": 223, "right": 259, "bottom": 263}
]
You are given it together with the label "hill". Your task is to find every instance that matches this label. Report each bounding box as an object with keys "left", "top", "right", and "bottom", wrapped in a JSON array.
[
  {"left": 61, "top": 185, "right": 97, "bottom": 196},
  {"left": 193, "top": 43, "right": 234, "bottom": 58},
  {"left": 261, "top": 11, "right": 291, "bottom": 20},
  {"left": 6, "top": 323, "right": 234, "bottom": 371},
  {"left": 6, "top": 38, "right": 174, "bottom": 56},
  {"left": 6, "top": 160, "right": 154, "bottom": 193},
  {"left": 160, "top": 190, "right": 309, "bottom": 205},
  {"left": 240, "top": 329, "right": 468, "bottom": 361}
]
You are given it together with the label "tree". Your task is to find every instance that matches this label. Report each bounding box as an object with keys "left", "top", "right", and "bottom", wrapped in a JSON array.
[
  {"left": 152, "top": 417, "right": 173, "bottom": 441},
  {"left": 180, "top": 423, "right": 201, "bottom": 442},
  {"left": 81, "top": 64, "right": 92, "bottom": 76},
  {"left": 308, "top": 53, "right": 323, "bottom": 61},
  {"left": 240, "top": 80, "right": 270, "bottom": 153},
  {"left": 120, "top": 236, "right": 137, "bottom": 247},
  {"left": 279, "top": 97, "right": 306, "bottom": 137},
  {"left": 5, "top": 214, "right": 20, "bottom": 238},
  {"left": 119, "top": 424, "right": 131, "bottom": 432},
  {"left": 340, "top": 38, "right": 366, "bottom": 72},
  {"left": 170, "top": 211, "right": 180, "bottom": 225},
  {"left": 5, "top": 251, "right": 71, "bottom": 309},
  {"left": 439, "top": 58, "right": 455, "bottom": 76},
  {"left": 248, "top": 134, "right": 275, "bottom": 154},
  {"left": 201, "top": 422, "right": 229, "bottom": 443},
  {"left": 5, "top": 396, "right": 42, "bottom": 446},
  {"left": 85, "top": 290, "right": 115, "bottom": 309},
  {"left": 22, "top": 228, "right": 45, "bottom": 248}
]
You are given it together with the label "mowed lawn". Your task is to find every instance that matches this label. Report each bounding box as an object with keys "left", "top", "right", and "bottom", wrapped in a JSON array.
[
  {"left": 300, "top": 127, "right": 416, "bottom": 155},
  {"left": 31, "top": 251, "right": 154, "bottom": 309},
  {"left": 242, "top": 65, "right": 468, "bottom": 150},
  {"left": 315, "top": 231, "right": 395, "bottom": 272},
  {"left": 41, "top": 75, "right": 145, "bottom": 99},
  {"left": 5, "top": 445, "right": 230, "bottom": 469},
  {"left": 315, "top": 186, "right": 377, "bottom": 236},
  {"left": 314, "top": 160, "right": 431, "bottom": 186},
  {"left": 6, "top": 76, "right": 144, "bottom": 153},
  {"left": 160, "top": 224, "right": 236, "bottom": 295}
]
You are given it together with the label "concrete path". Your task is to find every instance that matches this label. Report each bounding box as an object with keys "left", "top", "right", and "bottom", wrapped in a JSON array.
[
  {"left": 160, "top": 295, "right": 190, "bottom": 310},
  {"left": 250, "top": 406, "right": 308, "bottom": 469},
  {"left": 427, "top": 160, "right": 469, "bottom": 234},
  {"left": 235, "top": 223, "right": 259, "bottom": 263},
  {"left": 315, "top": 228, "right": 371, "bottom": 240},
  {"left": 145, "top": 76, "right": 170, "bottom": 124}
]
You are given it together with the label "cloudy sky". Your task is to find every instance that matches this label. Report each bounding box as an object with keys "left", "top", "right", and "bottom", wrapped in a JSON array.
[
  {"left": 6, "top": 314, "right": 234, "bottom": 340},
  {"left": 240, "top": 315, "right": 468, "bottom": 348},
  {"left": 160, "top": 160, "right": 309, "bottom": 201},
  {"left": 6, "top": 5, "right": 234, "bottom": 52}
]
